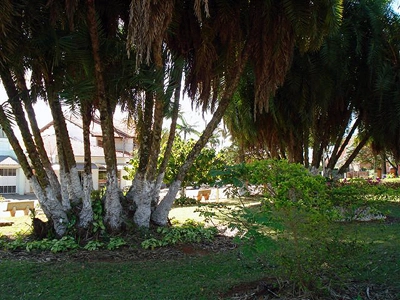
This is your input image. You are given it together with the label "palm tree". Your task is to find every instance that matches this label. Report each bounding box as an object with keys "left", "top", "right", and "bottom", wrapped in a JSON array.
[
  {"left": 334, "top": 0, "right": 400, "bottom": 174},
  {"left": 176, "top": 114, "right": 200, "bottom": 141},
  {"left": 1, "top": 0, "right": 344, "bottom": 231},
  {"left": 145, "top": 0, "right": 344, "bottom": 226},
  {"left": 154, "top": 58, "right": 185, "bottom": 204},
  {"left": 85, "top": 0, "right": 125, "bottom": 231},
  {"left": 126, "top": 53, "right": 186, "bottom": 227}
]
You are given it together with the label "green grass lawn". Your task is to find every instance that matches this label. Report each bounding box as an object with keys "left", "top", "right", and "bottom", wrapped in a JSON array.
[
  {"left": 337, "top": 201, "right": 400, "bottom": 288},
  {"left": 0, "top": 251, "right": 266, "bottom": 300}
]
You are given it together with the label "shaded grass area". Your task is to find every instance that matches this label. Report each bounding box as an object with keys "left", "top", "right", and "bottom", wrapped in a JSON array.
[
  {"left": 337, "top": 201, "right": 400, "bottom": 289},
  {"left": 0, "top": 251, "right": 264, "bottom": 300},
  {"left": 215, "top": 199, "right": 400, "bottom": 298},
  {"left": 0, "top": 199, "right": 399, "bottom": 299}
]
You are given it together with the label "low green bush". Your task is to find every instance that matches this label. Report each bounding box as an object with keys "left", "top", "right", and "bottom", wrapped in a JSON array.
[
  {"left": 2, "top": 235, "right": 128, "bottom": 253},
  {"left": 174, "top": 195, "right": 199, "bottom": 206},
  {"left": 83, "top": 240, "right": 104, "bottom": 251},
  {"left": 141, "top": 219, "right": 218, "bottom": 250}
]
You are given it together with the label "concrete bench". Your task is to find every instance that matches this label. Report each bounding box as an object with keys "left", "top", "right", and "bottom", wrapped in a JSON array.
[
  {"left": 3, "top": 200, "right": 35, "bottom": 217},
  {"left": 0, "top": 219, "right": 14, "bottom": 226},
  {"left": 197, "top": 189, "right": 211, "bottom": 201}
]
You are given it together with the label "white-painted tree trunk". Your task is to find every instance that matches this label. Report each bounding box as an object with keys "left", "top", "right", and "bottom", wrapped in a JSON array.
[
  {"left": 104, "top": 169, "right": 122, "bottom": 231},
  {"left": 151, "top": 180, "right": 181, "bottom": 226},
  {"left": 69, "top": 166, "right": 84, "bottom": 203},
  {"left": 45, "top": 168, "right": 62, "bottom": 201},
  {"left": 128, "top": 172, "right": 143, "bottom": 207},
  {"left": 133, "top": 179, "right": 154, "bottom": 227},
  {"left": 59, "top": 169, "right": 71, "bottom": 211},
  {"left": 130, "top": 172, "right": 155, "bottom": 228},
  {"left": 30, "top": 176, "right": 68, "bottom": 237},
  {"left": 310, "top": 166, "right": 320, "bottom": 176},
  {"left": 79, "top": 173, "right": 94, "bottom": 228},
  {"left": 153, "top": 171, "right": 165, "bottom": 205},
  {"left": 323, "top": 168, "right": 332, "bottom": 178}
]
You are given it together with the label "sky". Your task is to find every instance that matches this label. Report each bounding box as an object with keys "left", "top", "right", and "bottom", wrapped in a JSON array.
[{"left": 394, "top": 0, "right": 400, "bottom": 11}]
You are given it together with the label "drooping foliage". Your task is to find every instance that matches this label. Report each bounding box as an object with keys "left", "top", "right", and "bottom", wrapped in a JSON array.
[{"left": 223, "top": 0, "right": 400, "bottom": 174}]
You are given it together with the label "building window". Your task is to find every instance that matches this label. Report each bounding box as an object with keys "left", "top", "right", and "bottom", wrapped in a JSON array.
[
  {"left": 0, "top": 186, "right": 16, "bottom": 193},
  {"left": 0, "top": 169, "right": 16, "bottom": 176}
]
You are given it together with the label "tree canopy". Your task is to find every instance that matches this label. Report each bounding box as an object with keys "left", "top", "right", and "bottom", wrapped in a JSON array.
[{"left": 3, "top": 0, "right": 384, "bottom": 236}]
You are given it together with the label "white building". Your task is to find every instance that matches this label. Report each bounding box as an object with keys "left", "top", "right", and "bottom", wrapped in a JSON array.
[
  {"left": 0, "top": 127, "right": 26, "bottom": 195},
  {"left": 0, "top": 115, "right": 135, "bottom": 195}
]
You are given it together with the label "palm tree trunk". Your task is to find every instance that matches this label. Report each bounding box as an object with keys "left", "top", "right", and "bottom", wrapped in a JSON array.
[
  {"left": 46, "top": 80, "right": 83, "bottom": 205},
  {"left": 151, "top": 96, "right": 232, "bottom": 225},
  {"left": 152, "top": 40, "right": 252, "bottom": 225},
  {"left": 46, "top": 92, "right": 72, "bottom": 210},
  {"left": 311, "top": 127, "right": 325, "bottom": 171},
  {"left": 128, "top": 91, "right": 154, "bottom": 226},
  {"left": 327, "top": 116, "right": 359, "bottom": 171},
  {"left": 154, "top": 63, "right": 183, "bottom": 201},
  {"left": 79, "top": 101, "right": 94, "bottom": 228},
  {"left": 0, "top": 69, "right": 68, "bottom": 236},
  {"left": 14, "top": 70, "right": 63, "bottom": 202},
  {"left": 287, "top": 132, "right": 296, "bottom": 163},
  {"left": 381, "top": 152, "right": 387, "bottom": 175},
  {"left": 134, "top": 89, "right": 164, "bottom": 227},
  {"left": 87, "top": 0, "right": 122, "bottom": 231},
  {"left": 338, "top": 134, "right": 370, "bottom": 174},
  {"left": 303, "top": 129, "right": 310, "bottom": 169},
  {"left": 293, "top": 135, "right": 304, "bottom": 164}
]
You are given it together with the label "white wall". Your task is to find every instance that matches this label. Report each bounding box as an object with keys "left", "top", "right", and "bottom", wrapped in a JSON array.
[
  {"left": 17, "top": 168, "right": 26, "bottom": 195},
  {"left": 115, "top": 137, "right": 134, "bottom": 153}
]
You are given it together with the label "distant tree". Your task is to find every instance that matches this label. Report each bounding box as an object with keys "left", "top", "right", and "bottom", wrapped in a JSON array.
[
  {"left": 164, "top": 137, "right": 223, "bottom": 191},
  {"left": 176, "top": 114, "right": 200, "bottom": 141},
  {"left": 353, "top": 142, "right": 380, "bottom": 171},
  {"left": 125, "top": 136, "right": 227, "bottom": 195}
]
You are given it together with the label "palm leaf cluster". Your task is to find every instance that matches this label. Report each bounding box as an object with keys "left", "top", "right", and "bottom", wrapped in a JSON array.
[{"left": 224, "top": 0, "right": 400, "bottom": 175}]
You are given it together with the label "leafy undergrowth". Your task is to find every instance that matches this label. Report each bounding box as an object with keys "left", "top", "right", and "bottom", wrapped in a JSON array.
[{"left": 0, "top": 219, "right": 220, "bottom": 253}]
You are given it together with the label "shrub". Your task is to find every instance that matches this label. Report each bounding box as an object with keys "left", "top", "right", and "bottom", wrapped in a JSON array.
[
  {"left": 208, "top": 159, "right": 355, "bottom": 295},
  {"left": 107, "top": 237, "right": 127, "bottom": 250},
  {"left": 174, "top": 196, "right": 199, "bottom": 206},
  {"left": 84, "top": 240, "right": 104, "bottom": 251},
  {"left": 141, "top": 220, "right": 218, "bottom": 250},
  {"left": 50, "top": 236, "right": 79, "bottom": 253}
]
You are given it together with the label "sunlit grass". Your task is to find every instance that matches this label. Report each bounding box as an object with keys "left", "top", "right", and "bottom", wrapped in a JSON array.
[{"left": 0, "top": 215, "right": 33, "bottom": 237}]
